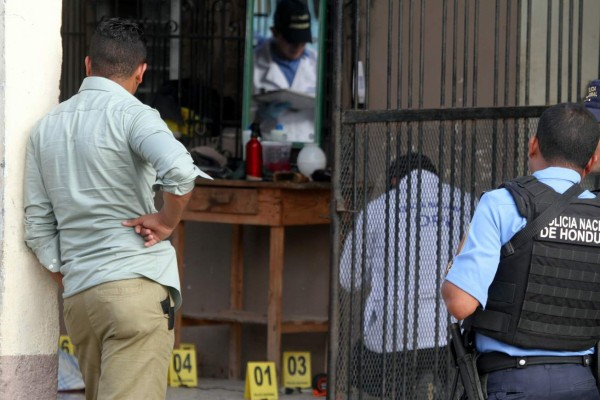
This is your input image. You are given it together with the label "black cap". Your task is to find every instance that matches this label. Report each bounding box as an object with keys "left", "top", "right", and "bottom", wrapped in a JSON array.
[{"left": 274, "top": 0, "right": 312, "bottom": 44}]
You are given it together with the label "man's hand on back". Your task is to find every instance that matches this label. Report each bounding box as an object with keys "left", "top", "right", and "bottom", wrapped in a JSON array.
[
  {"left": 122, "top": 212, "right": 175, "bottom": 247},
  {"left": 122, "top": 191, "right": 192, "bottom": 247}
]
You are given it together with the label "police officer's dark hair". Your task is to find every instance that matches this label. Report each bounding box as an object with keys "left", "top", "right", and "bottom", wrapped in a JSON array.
[
  {"left": 88, "top": 18, "right": 147, "bottom": 79},
  {"left": 388, "top": 152, "right": 438, "bottom": 188},
  {"left": 536, "top": 102, "right": 600, "bottom": 169}
]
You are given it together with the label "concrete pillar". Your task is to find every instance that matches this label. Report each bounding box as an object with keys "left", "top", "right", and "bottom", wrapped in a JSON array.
[{"left": 0, "top": 1, "right": 63, "bottom": 399}]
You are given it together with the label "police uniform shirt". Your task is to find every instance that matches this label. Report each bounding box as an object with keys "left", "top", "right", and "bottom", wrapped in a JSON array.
[{"left": 445, "top": 166, "right": 595, "bottom": 356}]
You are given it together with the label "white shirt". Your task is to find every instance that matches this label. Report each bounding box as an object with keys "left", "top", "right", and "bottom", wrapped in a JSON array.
[
  {"left": 253, "top": 40, "right": 318, "bottom": 143},
  {"left": 340, "top": 170, "right": 473, "bottom": 352}
]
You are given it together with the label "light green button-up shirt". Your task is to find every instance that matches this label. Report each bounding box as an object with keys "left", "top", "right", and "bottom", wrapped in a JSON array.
[{"left": 24, "top": 76, "right": 209, "bottom": 310}]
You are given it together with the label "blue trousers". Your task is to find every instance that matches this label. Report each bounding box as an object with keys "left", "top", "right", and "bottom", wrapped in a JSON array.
[{"left": 486, "top": 364, "right": 600, "bottom": 400}]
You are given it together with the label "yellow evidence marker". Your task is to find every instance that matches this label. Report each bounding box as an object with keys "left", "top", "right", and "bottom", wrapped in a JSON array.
[
  {"left": 244, "top": 362, "right": 278, "bottom": 399},
  {"left": 282, "top": 352, "right": 312, "bottom": 389},
  {"left": 168, "top": 347, "right": 198, "bottom": 388},
  {"left": 59, "top": 335, "right": 75, "bottom": 356}
]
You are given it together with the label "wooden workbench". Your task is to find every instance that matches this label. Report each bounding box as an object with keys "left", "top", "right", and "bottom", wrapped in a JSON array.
[{"left": 171, "top": 179, "right": 331, "bottom": 378}]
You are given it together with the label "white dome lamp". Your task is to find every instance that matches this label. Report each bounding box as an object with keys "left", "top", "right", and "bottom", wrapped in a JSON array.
[{"left": 297, "top": 143, "right": 326, "bottom": 180}]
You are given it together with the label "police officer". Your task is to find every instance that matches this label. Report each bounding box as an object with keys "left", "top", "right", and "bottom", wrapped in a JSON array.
[
  {"left": 583, "top": 79, "right": 600, "bottom": 172},
  {"left": 442, "top": 102, "right": 600, "bottom": 399}
]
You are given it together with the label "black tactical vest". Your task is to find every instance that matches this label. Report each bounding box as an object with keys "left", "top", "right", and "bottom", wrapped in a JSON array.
[{"left": 468, "top": 175, "right": 600, "bottom": 351}]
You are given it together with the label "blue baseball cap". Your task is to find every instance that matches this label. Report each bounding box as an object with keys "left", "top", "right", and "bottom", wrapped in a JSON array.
[{"left": 584, "top": 80, "right": 600, "bottom": 122}]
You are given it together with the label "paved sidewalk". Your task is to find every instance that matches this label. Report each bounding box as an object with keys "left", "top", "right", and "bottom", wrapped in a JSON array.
[{"left": 58, "top": 378, "right": 317, "bottom": 400}]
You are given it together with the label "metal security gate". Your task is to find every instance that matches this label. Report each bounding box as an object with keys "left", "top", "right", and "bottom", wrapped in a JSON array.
[{"left": 329, "top": 1, "right": 600, "bottom": 399}]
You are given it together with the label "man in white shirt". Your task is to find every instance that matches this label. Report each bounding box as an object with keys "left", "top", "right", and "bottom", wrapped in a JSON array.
[
  {"left": 253, "top": 0, "right": 318, "bottom": 143},
  {"left": 340, "top": 152, "right": 472, "bottom": 398}
]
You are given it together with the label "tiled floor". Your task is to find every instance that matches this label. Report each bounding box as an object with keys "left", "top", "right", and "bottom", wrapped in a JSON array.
[{"left": 57, "top": 378, "right": 316, "bottom": 400}]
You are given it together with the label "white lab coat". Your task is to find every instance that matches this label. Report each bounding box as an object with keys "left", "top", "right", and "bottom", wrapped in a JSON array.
[
  {"left": 253, "top": 40, "right": 318, "bottom": 143},
  {"left": 340, "top": 170, "right": 473, "bottom": 352}
]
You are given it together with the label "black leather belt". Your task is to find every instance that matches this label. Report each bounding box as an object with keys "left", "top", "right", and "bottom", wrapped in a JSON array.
[{"left": 477, "top": 351, "right": 592, "bottom": 373}]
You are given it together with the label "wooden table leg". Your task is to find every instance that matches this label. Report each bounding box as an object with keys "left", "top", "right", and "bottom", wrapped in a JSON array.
[
  {"left": 267, "top": 225, "right": 285, "bottom": 374},
  {"left": 229, "top": 224, "right": 244, "bottom": 379},
  {"left": 172, "top": 221, "right": 185, "bottom": 349}
]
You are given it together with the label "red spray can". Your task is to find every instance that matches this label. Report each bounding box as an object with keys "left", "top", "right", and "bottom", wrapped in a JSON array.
[{"left": 246, "top": 124, "right": 262, "bottom": 181}]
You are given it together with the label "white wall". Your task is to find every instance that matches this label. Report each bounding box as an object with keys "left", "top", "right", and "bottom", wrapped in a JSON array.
[{"left": 0, "top": 0, "right": 62, "bottom": 398}]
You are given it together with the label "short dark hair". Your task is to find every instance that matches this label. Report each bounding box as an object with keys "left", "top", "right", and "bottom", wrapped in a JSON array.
[
  {"left": 536, "top": 102, "right": 600, "bottom": 169},
  {"left": 389, "top": 152, "right": 438, "bottom": 188},
  {"left": 88, "top": 18, "right": 147, "bottom": 79}
]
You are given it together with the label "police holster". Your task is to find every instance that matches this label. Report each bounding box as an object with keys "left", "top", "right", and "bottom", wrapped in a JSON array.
[
  {"left": 160, "top": 295, "right": 175, "bottom": 330},
  {"left": 448, "top": 322, "right": 486, "bottom": 400}
]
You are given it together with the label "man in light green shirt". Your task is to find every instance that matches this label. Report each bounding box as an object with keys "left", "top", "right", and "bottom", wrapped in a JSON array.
[{"left": 23, "top": 18, "right": 210, "bottom": 400}]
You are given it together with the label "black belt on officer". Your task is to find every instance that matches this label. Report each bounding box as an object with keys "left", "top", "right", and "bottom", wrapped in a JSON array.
[{"left": 477, "top": 351, "right": 592, "bottom": 374}]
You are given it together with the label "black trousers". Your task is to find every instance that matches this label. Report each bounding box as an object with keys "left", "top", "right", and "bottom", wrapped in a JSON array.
[{"left": 350, "top": 340, "right": 448, "bottom": 398}]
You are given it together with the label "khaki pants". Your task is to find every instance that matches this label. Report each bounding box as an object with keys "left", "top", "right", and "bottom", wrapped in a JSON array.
[{"left": 64, "top": 278, "right": 174, "bottom": 400}]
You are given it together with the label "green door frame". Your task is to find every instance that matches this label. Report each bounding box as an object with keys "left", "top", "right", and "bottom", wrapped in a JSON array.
[{"left": 241, "top": 0, "right": 326, "bottom": 147}]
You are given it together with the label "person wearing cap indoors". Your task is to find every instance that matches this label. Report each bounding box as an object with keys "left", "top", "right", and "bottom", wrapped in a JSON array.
[
  {"left": 584, "top": 79, "right": 600, "bottom": 173},
  {"left": 253, "top": 0, "right": 317, "bottom": 143}
]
